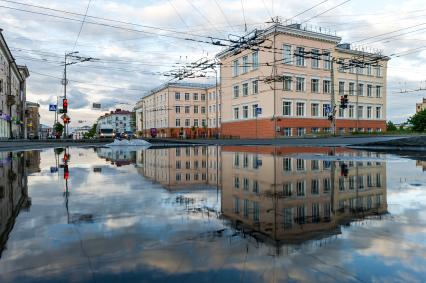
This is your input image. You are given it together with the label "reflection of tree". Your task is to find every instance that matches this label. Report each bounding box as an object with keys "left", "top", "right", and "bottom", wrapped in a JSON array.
[{"left": 0, "top": 151, "right": 32, "bottom": 258}]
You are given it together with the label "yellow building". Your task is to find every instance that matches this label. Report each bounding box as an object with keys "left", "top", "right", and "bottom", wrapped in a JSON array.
[{"left": 416, "top": 98, "right": 426, "bottom": 113}]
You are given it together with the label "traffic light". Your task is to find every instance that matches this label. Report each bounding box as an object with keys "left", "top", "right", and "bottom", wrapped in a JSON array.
[
  {"left": 340, "top": 163, "right": 349, "bottom": 177},
  {"left": 63, "top": 98, "right": 68, "bottom": 113},
  {"left": 63, "top": 117, "right": 70, "bottom": 124}
]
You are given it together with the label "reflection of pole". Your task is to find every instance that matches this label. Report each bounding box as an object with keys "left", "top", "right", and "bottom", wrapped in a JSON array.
[
  {"left": 215, "top": 67, "right": 219, "bottom": 139},
  {"left": 63, "top": 53, "right": 67, "bottom": 139}
]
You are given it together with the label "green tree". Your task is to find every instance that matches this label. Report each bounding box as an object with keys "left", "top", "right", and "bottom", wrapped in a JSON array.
[
  {"left": 386, "top": 121, "right": 397, "bottom": 131},
  {"left": 408, "top": 109, "right": 426, "bottom": 132},
  {"left": 83, "top": 123, "right": 97, "bottom": 139},
  {"left": 54, "top": 122, "right": 64, "bottom": 135}
]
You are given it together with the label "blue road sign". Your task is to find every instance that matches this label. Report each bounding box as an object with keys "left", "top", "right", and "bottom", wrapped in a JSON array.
[
  {"left": 256, "top": 107, "right": 262, "bottom": 115},
  {"left": 49, "top": 104, "right": 57, "bottom": 111}
]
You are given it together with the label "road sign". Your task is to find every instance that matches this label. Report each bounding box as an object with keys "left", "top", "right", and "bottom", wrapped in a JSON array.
[
  {"left": 61, "top": 114, "right": 69, "bottom": 120},
  {"left": 256, "top": 107, "right": 262, "bottom": 115},
  {"left": 49, "top": 104, "right": 57, "bottom": 111},
  {"left": 92, "top": 103, "right": 101, "bottom": 109}
]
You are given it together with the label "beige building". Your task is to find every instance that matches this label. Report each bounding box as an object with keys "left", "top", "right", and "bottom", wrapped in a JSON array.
[
  {"left": 217, "top": 23, "right": 389, "bottom": 138},
  {"left": 0, "top": 29, "right": 30, "bottom": 139},
  {"left": 135, "top": 82, "right": 220, "bottom": 138},
  {"left": 25, "top": 101, "right": 40, "bottom": 139},
  {"left": 416, "top": 98, "right": 426, "bottom": 113},
  {"left": 220, "top": 147, "right": 387, "bottom": 244}
]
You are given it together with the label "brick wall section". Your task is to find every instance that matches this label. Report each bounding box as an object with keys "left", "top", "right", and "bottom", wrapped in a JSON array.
[{"left": 222, "top": 118, "right": 386, "bottom": 138}]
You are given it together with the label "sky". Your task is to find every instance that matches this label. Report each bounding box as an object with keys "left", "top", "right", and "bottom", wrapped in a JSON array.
[{"left": 1, "top": 0, "right": 426, "bottom": 127}]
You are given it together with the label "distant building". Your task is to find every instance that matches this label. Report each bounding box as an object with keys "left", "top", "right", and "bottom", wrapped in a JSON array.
[
  {"left": 39, "top": 124, "right": 53, "bottom": 139},
  {"left": 96, "top": 109, "right": 134, "bottom": 134},
  {"left": 0, "top": 29, "right": 30, "bottom": 139},
  {"left": 135, "top": 82, "right": 220, "bottom": 138},
  {"left": 416, "top": 98, "right": 426, "bottom": 113},
  {"left": 25, "top": 101, "right": 40, "bottom": 139},
  {"left": 73, "top": 125, "right": 91, "bottom": 140}
]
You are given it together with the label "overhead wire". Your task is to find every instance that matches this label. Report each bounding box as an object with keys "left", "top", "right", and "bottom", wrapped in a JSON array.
[{"left": 72, "top": 0, "right": 93, "bottom": 51}]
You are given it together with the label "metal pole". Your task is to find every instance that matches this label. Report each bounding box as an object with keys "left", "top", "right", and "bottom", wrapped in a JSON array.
[
  {"left": 355, "top": 67, "right": 359, "bottom": 131},
  {"left": 330, "top": 59, "right": 336, "bottom": 136}
]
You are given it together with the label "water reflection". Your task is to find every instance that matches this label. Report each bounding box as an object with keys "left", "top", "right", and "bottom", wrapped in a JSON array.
[{"left": 0, "top": 146, "right": 425, "bottom": 283}]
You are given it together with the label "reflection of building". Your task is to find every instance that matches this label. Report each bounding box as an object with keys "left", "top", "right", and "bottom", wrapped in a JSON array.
[
  {"left": 0, "top": 151, "right": 33, "bottom": 257},
  {"left": 221, "top": 147, "right": 387, "bottom": 245},
  {"left": 96, "top": 147, "right": 136, "bottom": 167},
  {"left": 25, "top": 101, "right": 40, "bottom": 139},
  {"left": 416, "top": 98, "right": 426, "bottom": 113},
  {"left": 416, "top": 160, "right": 426, "bottom": 171},
  {"left": 138, "top": 146, "right": 221, "bottom": 191}
]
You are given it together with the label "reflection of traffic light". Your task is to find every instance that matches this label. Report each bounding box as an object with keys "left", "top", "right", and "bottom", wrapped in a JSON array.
[
  {"left": 64, "top": 164, "right": 69, "bottom": 180},
  {"left": 63, "top": 98, "right": 68, "bottom": 113},
  {"left": 340, "top": 163, "right": 349, "bottom": 177}
]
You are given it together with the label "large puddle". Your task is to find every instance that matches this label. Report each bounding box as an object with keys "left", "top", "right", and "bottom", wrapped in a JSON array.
[{"left": 0, "top": 146, "right": 425, "bottom": 282}]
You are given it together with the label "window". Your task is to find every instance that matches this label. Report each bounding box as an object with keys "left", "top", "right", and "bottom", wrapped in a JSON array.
[
  {"left": 311, "top": 179, "right": 319, "bottom": 195},
  {"left": 283, "top": 44, "right": 292, "bottom": 64},
  {"left": 312, "top": 127, "right": 319, "bottom": 134},
  {"left": 283, "top": 76, "right": 292, "bottom": 91},
  {"left": 358, "top": 83, "right": 364, "bottom": 96},
  {"left": 323, "top": 51, "right": 331, "bottom": 69},
  {"left": 175, "top": 92, "right": 181, "bottom": 100},
  {"left": 201, "top": 106, "right": 206, "bottom": 114},
  {"left": 284, "top": 128, "right": 292, "bottom": 136},
  {"left": 185, "top": 106, "right": 190, "bottom": 113},
  {"left": 296, "top": 47, "right": 305, "bottom": 66},
  {"left": 243, "top": 199, "right": 249, "bottom": 217},
  {"left": 194, "top": 105, "right": 198, "bottom": 114},
  {"left": 367, "top": 84, "right": 372, "bottom": 97},
  {"left": 252, "top": 104, "right": 258, "bottom": 117},
  {"left": 252, "top": 80, "right": 258, "bottom": 94},
  {"left": 367, "top": 106, "right": 372, "bottom": 118},
  {"left": 283, "top": 157, "right": 292, "bottom": 171},
  {"left": 349, "top": 105, "right": 354, "bottom": 118},
  {"left": 202, "top": 119, "right": 206, "bottom": 127},
  {"left": 242, "top": 56, "right": 248, "bottom": 73},
  {"left": 283, "top": 101, "right": 292, "bottom": 116},
  {"left": 252, "top": 51, "right": 259, "bottom": 70},
  {"left": 233, "top": 85, "right": 239, "bottom": 98},
  {"left": 175, "top": 106, "right": 180, "bottom": 113},
  {"left": 296, "top": 77, "right": 305, "bottom": 91},
  {"left": 234, "top": 197, "right": 240, "bottom": 213},
  {"left": 233, "top": 59, "right": 239, "bottom": 76},
  {"left": 376, "top": 66, "right": 381, "bottom": 77},
  {"left": 376, "top": 86, "right": 381, "bottom": 98},
  {"left": 349, "top": 82, "right": 355, "bottom": 95},
  {"left": 312, "top": 49, "right": 320, "bottom": 68},
  {"left": 201, "top": 93, "right": 206, "bottom": 101},
  {"left": 322, "top": 104, "right": 330, "bottom": 117},
  {"left": 243, "top": 105, "right": 248, "bottom": 118},
  {"left": 323, "top": 80, "right": 331, "bottom": 93},
  {"left": 283, "top": 183, "right": 292, "bottom": 197},
  {"left": 311, "top": 103, "right": 319, "bottom": 117},
  {"left": 339, "top": 107, "right": 344, "bottom": 117},
  {"left": 175, "top": 119, "right": 180, "bottom": 127},
  {"left": 296, "top": 102, "right": 305, "bottom": 116},
  {"left": 193, "top": 93, "right": 198, "bottom": 100},
  {"left": 242, "top": 83, "right": 248, "bottom": 96},
  {"left": 339, "top": 82, "right": 345, "bottom": 95},
  {"left": 376, "top": 107, "right": 381, "bottom": 119},
  {"left": 311, "top": 79, "right": 319, "bottom": 93},
  {"left": 253, "top": 201, "right": 260, "bottom": 221},
  {"left": 297, "top": 128, "right": 305, "bottom": 136},
  {"left": 357, "top": 106, "right": 363, "bottom": 118},
  {"left": 185, "top": 119, "right": 190, "bottom": 127},
  {"left": 367, "top": 65, "right": 372, "bottom": 75},
  {"left": 233, "top": 107, "right": 239, "bottom": 120},
  {"left": 185, "top": 93, "right": 190, "bottom": 100},
  {"left": 311, "top": 160, "right": 319, "bottom": 170},
  {"left": 194, "top": 119, "right": 198, "bottom": 127},
  {"left": 297, "top": 181, "right": 305, "bottom": 196},
  {"left": 323, "top": 178, "right": 331, "bottom": 193}
]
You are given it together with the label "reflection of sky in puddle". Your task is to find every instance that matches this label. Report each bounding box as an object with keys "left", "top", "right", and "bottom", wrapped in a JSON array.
[{"left": 0, "top": 147, "right": 424, "bottom": 283}]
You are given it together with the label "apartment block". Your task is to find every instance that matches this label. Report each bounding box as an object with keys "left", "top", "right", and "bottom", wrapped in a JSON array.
[
  {"left": 96, "top": 109, "right": 134, "bottom": 134},
  {"left": 135, "top": 82, "right": 220, "bottom": 138},
  {"left": 217, "top": 23, "right": 389, "bottom": 138},
  {"left": 0, "top": 29, "right": 30, "bottom": 139}
]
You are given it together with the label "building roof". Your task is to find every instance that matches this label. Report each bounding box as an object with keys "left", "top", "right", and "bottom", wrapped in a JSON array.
[
  {"left": 217, "top": 22, "right": 342, "bottom": 59},
  {"left": 97, "top": 109, "right": 133, "bottom": 121}
]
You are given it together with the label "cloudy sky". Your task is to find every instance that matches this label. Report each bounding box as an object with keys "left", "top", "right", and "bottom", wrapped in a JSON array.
[{"left": 1, "top": 0, "right": 426, "bottom": 126}]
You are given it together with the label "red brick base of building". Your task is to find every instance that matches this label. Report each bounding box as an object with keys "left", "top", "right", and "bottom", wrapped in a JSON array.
[
  {"left": 142, "top": 127, "right": 220, "bottom": 139},
  {"left": 221, "top": 118, "right": 386, "bottom": 139}
]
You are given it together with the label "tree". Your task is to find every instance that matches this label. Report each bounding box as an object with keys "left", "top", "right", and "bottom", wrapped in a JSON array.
[
  {"left": 83, "top": 123, "right": 97, "bottom": 139},
  {"left": 386, "top": 121, "right": 397, "bottom": 131},
  {"left": 54, "top": 122, "right": 64, "bottom": 136},
  {"left": 408, "top": 109, "right": 426, "bottom": 132}
]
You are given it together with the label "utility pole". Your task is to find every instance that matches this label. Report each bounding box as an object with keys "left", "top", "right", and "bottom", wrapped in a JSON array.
[
  {"left": 330, "top": 59, "right": 336, "bottom": 136},
  {"left": 355, "top": 66, "right": 359, "bottom": 130}
]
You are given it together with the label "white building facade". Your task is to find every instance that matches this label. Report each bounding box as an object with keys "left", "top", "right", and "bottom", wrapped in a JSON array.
[{"left": 96, "top": 109, "right": 134, "bottom": 134}]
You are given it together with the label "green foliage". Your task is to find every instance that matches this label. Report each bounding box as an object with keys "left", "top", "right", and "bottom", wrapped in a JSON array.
[
  {"left": 83, "top": 123, "right": 97, "bottom": 139},
  {"left": 386, "top": 121, "right": 397, "bottom": 131},
  {"left": 408, "top": 109, "right": 426, "bottom": 132},
  {"left": 54, "top": 122, "right": 64, "bottom": 135}
]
